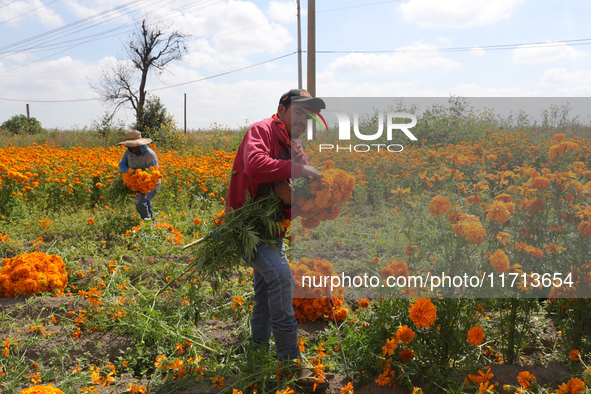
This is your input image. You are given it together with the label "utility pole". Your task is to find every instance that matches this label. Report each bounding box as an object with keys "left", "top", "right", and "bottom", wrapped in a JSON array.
[
  {"left": 297, "top": 0, "right": 302, "bottom": 89},
  {"left": 184, "top": 93, "right": 187, "bottom": 135},
  {"left": 307, "top": 0, "right": 316, "bottom": 96}
]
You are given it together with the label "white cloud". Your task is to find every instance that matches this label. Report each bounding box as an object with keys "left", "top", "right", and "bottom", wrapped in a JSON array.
[
  {"left": 152, "top": 0, "right": 292, "bottom": 57},
  {"left": 326, "top": 43, "right": 460, "bottom": 74},
  {"left": 0, "top": 0, "right": 62, "bottom": 27},
  {"left": 451, "top": 83, "right": 541, "bottom": 97},
  {"left": 314, "top": 70, "right": 456, "bottom": 98},
  {"left": 513, "top": 42, "right": 587, "bottom": 64},
  {"left": 399, "top": 0, "right": 523, "bottom": 28},
  {"left": 438, "top": 37, "right": 453, "bottom": 46},
  {"left": 64, "top": 0, "right": 132, "bottom": 22},
  {"left": 470, "top": 47, "right": 486, "bottom": 57},
  {"left": 268, "top": 1, "right": 298, "bottom": 22},
  {"left": 539, "top": 68, "right": 591, "bottom": 87},
  {"left": 2, "top": 56, "right": 96, "bottom": 94}
]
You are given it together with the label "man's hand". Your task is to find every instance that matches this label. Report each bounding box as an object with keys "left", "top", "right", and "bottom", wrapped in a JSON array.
[
  {"left": 273, "top": 180, "right": 295, "bottom": 207},
  {"left": 302, "top": 165, "right": 322, "bottom": 178}
]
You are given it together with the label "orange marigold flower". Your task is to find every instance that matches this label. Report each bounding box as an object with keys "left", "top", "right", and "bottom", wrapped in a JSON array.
[
  {"left": 20, "top": 384, "right": 65, "bottom": 394},
  {"left": 87, "top": 218, "right": 95, "bottom": 225},
  {"left": 564, "top": 377, "right": 586, "bottom": 394},
  {"left": 409, "top": 298, "right": 437, "bottom": 328},
  {"left": 532, "top": 176, "right": 551, "bottom": 190},
  {"left": 358, "top": 299, "right": 370, "bottom": 308},
  {"left": 517, "top": 371, "right": 536, "bottom": 389},
  {"left": 462, "top": 218, "right": 486, "bottom": 244},
  {"left": 494, "top": 193, "right": 513, "bottom": 203},
  {"left": 375, "top": 370, "right": 391, "bottom": 386},
  {"left": 429, "top": 195, "right": 452, "bottom": 216},
  {"left": 452, "top": 213, "right": 486, "bottom": 244},
  {"left": 212, "top": 375, "right": 225, "bottom": 388},
  {"left": 340, "top": 382, "right": 354, "bottom": 394},
  {"left": 380, "top": 260, "right": 410, "bottom": 279},
  {"left": 485, "top": 201, "right": 512, "bottom": 223},
  {"left": 570, "top": 349, "right": 581, "bottom": 361},
  {"left": 193, "top": 218, "right": 201, "bottom": 225},
  {"left": 399, "top": 348, "right": 414, "bottom": 362},
  {"left": 578, "top": 221, "right": 591, "bottom": 237},
  {"left": 232, "top": 296, "right": 245, "bottom": 311},
  {"left": 488, "top": 249, "right": 510, "bottom": 274},
  {"left": 382, "top": 338, "right": 398, "bottom": 356},
  {"left": 495, "top": 232, "right": 511, "bottom": 246},
  {"left": 395, "top": 325, "right": 415, "bottom": 344},
  {"left": 467, "top": 326, "right": 484, "bottom": 346},
  {"left": 553, "top": 133, "right": 566, "bottom": 140}
]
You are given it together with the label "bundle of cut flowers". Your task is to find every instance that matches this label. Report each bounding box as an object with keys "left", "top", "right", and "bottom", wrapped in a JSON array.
[
  {"left": 158, "top": 187, "right": 288, "bottom": 294},
  {"left": 121, "top": 166, "right": 162, "bottom": 194},
  {"left": 295, "top": 160, "right": 355, "bottom": 229},
  {"left": 0, "top": 252, "right": 67, "bottom": 297}
]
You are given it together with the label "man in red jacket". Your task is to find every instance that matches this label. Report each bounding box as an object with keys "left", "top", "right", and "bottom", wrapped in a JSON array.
[{"left": 226, "top": 89, "right": 325, "bottom": 389}]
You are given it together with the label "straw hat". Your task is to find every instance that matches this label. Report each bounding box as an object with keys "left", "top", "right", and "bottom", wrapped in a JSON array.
[{"left": 118, "top": 130, "right": 152, "bottom": 147}]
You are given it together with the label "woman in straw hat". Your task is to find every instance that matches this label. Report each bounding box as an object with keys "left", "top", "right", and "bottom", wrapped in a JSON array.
[{"left": 118, "top": 130, "right": 160, "bottom": 221}]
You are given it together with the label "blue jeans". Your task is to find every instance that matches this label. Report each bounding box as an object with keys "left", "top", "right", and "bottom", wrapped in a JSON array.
[
  {"left": 248, "top": 238, "right": 300, "bottom": 361},
  {"left": 134, "top": 185, "right": 159, "bottom": 220}
]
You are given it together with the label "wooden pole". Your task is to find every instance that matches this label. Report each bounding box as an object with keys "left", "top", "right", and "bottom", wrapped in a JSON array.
[
  {"left": 307, "top": 0, "right": 316, "bottom": 96},
  {"left": 297, "top": 0, "right": 302, "bottom": 89},
  {"left": 184, "top": 93, "right": 187, "bottom": 135},
  {"left": 26, "top": 104, "right": 30, "bottom": 118}
]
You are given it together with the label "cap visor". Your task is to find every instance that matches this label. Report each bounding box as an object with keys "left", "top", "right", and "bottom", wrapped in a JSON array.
[{"left": 291, "top": 97, "right": 326, "bottom": 111}]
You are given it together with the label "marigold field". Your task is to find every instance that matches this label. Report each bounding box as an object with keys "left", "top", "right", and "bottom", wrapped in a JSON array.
[{"left": 1, "top": 107, "right": 591, "bottom": 394}]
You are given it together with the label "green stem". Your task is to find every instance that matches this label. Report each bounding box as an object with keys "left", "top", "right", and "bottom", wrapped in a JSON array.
[{"left": 507, "top": 298, "right": 518, "bottom": 364}]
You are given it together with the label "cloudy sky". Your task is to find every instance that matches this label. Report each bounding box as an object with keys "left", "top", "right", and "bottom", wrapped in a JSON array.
[{"left": 1, "top": 0, "right": 590, "bottom": 130}]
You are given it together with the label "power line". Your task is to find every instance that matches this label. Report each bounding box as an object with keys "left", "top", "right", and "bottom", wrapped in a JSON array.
[
  {"left": 0, "top": 0, "right": 60, "bottom": 26},
  {"left": 0, "top": 52, "right": 296, "bottom": 102},
  {"left": 317, "top": 38, "right": 591, "bottom": 54},
  {"left": 0, "top": 0, "right": 155, "bottom": 54},
  {"left": 0, "top": 96, "right": 97, "bottom": 103},
  {"left": 0, "top": 0, "right": 19, "bottom": 11},
  {"left": 151, "top": 52, "right": 297, "bottom": 91},
  {"left": 0, "top": 0, "right": 224, "bottom": 63}
]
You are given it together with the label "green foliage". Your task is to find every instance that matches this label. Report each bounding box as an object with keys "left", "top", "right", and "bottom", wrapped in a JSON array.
[
  {"left": 91, "top": 112, "right": 126, "bottom": 145},
  {"left": 1, "top": 114, "right": 44, "bottom": 135},
  {"left": 158, "top": 188, "right": 286, "bottom": 295},
  {"left": 133, "top": 95, "right": 186, "bottom": 149}
]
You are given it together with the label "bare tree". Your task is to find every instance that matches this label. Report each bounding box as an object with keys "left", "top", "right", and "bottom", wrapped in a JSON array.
[{"left": 92, "top": 19, "right": 190, "bottom": 121}]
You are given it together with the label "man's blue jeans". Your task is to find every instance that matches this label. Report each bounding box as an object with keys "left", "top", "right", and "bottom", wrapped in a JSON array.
[
  {"left": 134, "top": 185, "right": 159, "bottom": 220},
  {"left": 248, "top": 238, "right": 300, "bottom": 361}
]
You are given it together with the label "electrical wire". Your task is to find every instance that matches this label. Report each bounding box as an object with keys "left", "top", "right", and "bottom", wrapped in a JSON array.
[
  {"left": 0, "top": 0, "right": 19, "bottom": 11},
  {"left": 317, "top": 38, "right": 591, "bottom": 54},
  {"left": 0, "top": 51, "right": 296, "bottom": 102},
  {"left": 0, "top": 0, "right": 60, "bottom": 26}
]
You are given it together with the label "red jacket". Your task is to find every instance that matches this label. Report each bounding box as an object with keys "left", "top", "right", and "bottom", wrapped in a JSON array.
[{"left": 226, "top": 115, "right": 308, "bottom": 220}]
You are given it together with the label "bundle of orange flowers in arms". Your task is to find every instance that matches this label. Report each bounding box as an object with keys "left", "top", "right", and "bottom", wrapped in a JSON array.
[
  {"left": 121, "top": 166, "right": 162, "bottom": 194},
  {"left": 0, "top": 252, "right": 67, "bottom": 297},
  {"left": 295, "top": 160, "right": 355, "bottom": 229}
]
